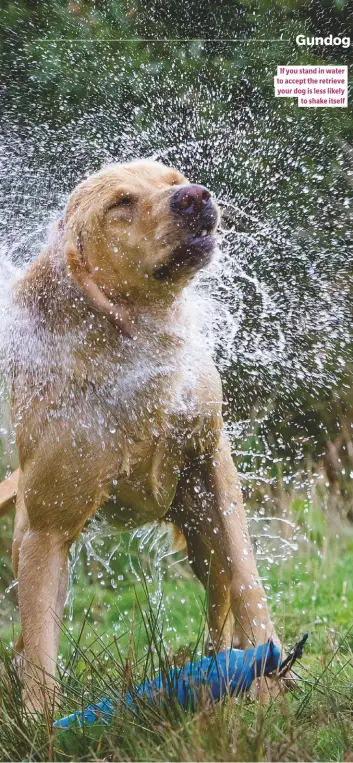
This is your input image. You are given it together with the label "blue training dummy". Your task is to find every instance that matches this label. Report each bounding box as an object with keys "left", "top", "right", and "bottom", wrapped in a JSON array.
[
  {"left": 54, "top": 635, "right": 308, "bottom": 729},
  {"left": 54, "top": 640, "right": 281, "bottom": 730}
]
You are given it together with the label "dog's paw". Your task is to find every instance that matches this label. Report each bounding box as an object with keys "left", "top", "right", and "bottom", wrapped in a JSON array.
[
  {"left": 251, "top": 673, "right": 282, "bottom": 703},
  {"left": 22, "top": 680, "right": 61, "bottom": 715},
  {"left": 250, "top": 669, "right": 297, "bottom": 703}
]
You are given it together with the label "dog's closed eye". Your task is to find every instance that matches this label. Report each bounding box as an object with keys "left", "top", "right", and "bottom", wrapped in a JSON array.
[{"left": 107, "top": 195, "right": 134, "bottom": 210}]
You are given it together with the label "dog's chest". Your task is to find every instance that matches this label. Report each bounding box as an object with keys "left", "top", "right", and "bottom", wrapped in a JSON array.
[{"left": 93, "top": 342, "right": 220, "bottom": 525}]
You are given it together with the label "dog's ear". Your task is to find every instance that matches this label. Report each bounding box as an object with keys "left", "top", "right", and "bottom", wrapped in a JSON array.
[{"left": 65, "top": 236, "right": 133, "bottom": 337}]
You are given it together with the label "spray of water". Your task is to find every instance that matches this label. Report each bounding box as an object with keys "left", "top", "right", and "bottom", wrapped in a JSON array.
[{"left": 1, "top": 59, "right": 352, "bottom": 635}]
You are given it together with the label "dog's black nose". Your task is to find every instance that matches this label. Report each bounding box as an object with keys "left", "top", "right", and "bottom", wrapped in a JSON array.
[{"left": 171, "top": 184, "right": 212, "bottom": 216}]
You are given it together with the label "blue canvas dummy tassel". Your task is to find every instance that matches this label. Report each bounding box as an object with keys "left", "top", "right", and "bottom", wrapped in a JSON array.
[{"left": 53, "top": 635, "right": 307, "bottom": 729}]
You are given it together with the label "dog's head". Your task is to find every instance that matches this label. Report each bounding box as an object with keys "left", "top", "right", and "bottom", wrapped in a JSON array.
[{"left": 63, "top": 160, "right": 219, "bottom": 332}]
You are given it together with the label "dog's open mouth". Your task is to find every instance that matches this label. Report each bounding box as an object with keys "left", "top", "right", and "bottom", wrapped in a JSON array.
[{"left": 153, "top": 227, "right": 216, "bottom": 281}]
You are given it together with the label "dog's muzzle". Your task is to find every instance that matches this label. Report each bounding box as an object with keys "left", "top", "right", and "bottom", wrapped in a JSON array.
[
  {"left": 170, "top": 184, "right": 218, "bottom": 232},
  {"left": 153, "top": 184, "right": 218, "bottom": 280}
]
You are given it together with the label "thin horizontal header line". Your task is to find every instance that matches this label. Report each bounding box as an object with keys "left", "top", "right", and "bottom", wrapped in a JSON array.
[{"left": 31, "top": 38, "right": 290, "bottom": 43}]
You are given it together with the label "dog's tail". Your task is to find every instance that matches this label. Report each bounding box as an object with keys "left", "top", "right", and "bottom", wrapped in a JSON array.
[
  {"left": 170, "top": 523, "right": 188, "bottom": 553},
  {"left": 0, "top": 468, "right": 19, "bottom": 517}
]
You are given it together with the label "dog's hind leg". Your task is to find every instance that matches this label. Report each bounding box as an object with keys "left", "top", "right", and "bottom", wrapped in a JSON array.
[
  {"left": 11, "top": 476, "right": 29, "bottom": 660},
  {"left": 0, "top": 468, "right": 19, "bottom": 517},
  {"left": 12, "top": 475, "right": 28, "bottom": 579}
]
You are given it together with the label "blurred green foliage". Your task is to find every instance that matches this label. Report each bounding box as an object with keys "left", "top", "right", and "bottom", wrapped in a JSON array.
[{"left": 1, "top": 0, "right": 352, "bottom": 130}]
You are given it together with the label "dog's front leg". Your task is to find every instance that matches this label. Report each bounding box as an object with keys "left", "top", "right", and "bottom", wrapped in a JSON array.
[
  {"left": 17, "top": 529, "right": 69, "bottom": 711},
  {"left": 169, "top": 431, "right": 278, "bottom": 652}
]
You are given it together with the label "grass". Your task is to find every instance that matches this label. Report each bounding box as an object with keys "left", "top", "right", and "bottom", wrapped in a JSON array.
[{"left": 2, "top": 509, "right": 353, "bottom": 760}]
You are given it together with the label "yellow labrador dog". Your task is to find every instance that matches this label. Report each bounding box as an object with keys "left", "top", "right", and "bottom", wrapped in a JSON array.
[{"left": 0, "top": 159, "right": 278, "bottom": 709}]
